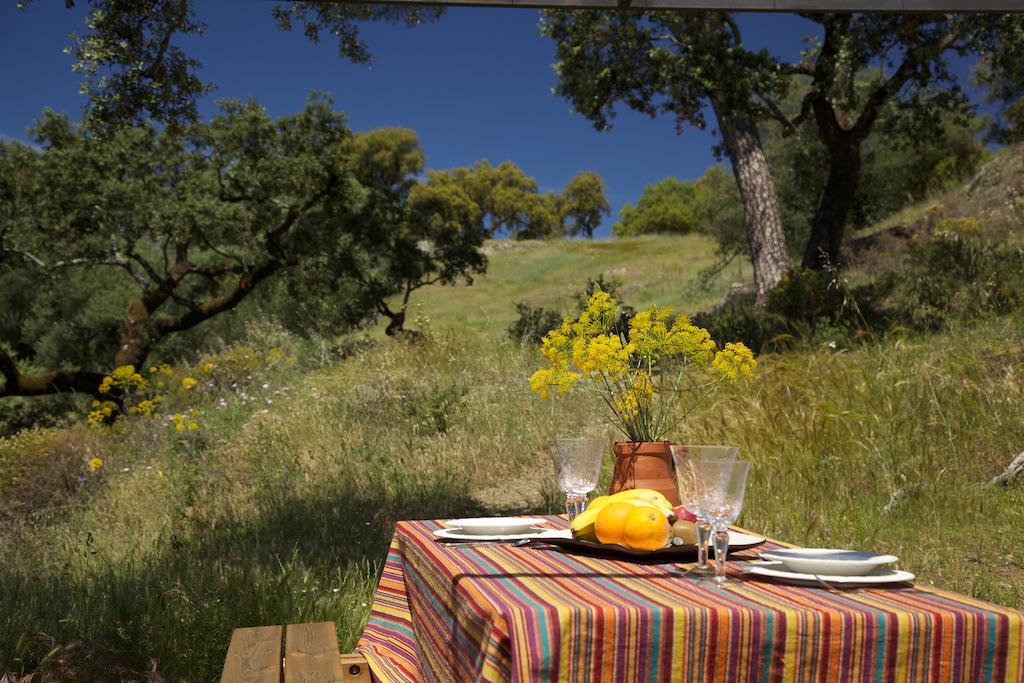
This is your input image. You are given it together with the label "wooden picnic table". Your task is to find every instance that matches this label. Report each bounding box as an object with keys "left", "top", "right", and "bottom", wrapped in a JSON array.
[{"left": 356, "top": 515, "right": 1024, "bottom": 682}]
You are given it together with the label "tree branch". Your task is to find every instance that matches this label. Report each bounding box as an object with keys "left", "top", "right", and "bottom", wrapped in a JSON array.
[
  {"left": 852, "top": 17, "right": 967, "bottom": 141},
  {"left": 758, "top": 90, "right": 801, "bottom": 135},
  {"left": 0, "top": 347, "right": 18, "bottom": 391},
  {"left": 151, "top": 261, "right": 280, "bottom": 335},
  {"left": 780, "top": 62, "right": 815, "bottom": 77},
  {"left": 0, "top": 346, "right": 107, "bottom": 398},
  {"left": 990, "top": 450, "right": 1024, "bottom": 487}
]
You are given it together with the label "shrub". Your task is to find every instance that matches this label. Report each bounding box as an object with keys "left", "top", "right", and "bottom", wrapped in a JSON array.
[
  {"left": 693, "top": 290, "right": 780, "bottom": 353},
  {"left": 877, "top": 232, "right": 1024, "bottom": 330},
  {"left": 508, "top": 274, "right": 634, "bottom": 344},
  {"left": 508, "top": 303, "right": 564, "bottom": 345},
  {"left": 766, "top": 269, "right": 846, "bottom": 325}
]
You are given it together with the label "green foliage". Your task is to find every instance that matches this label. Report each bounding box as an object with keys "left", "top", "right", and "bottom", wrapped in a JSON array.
[
  {"left": 559, "top": 171, "right": 610, "bottom": 239},
  {"left": 765, "top": 270, "right": 846, "bottom": 326},
  {"left": 692, "top": 166, "right": 744, "bottom": 248},
  {"left": 674, "top": 93, "right": 987, "bottom": 261},
  {"left": 613, "top": 178, "right": 699, "bottom": 237},
  {"left": 763, "top": 99, "right": 987, "bottom": 249},
  {"left": 539, "top": 11, "right": 785, "bottom": 134},
  {"left": 424, "top": 162, "right": 609, "bottom": 241},
  {"left": 987, "top": 97, "right": 1024, "bottom": 145},
  {"left": 0, "top": 96, "right": 357, "bottom": 380},
  {"left": 698, "top": 225, "right": 1024, "bottom": 353},
  {"left": 508, "top": 303, "right": 564, "bottom": 345},
  {"left": 692, "top": 291, "right": 776, "bottom": 356},
  {"left": 17, "top": 0, "right": 441, "bottom": 132},
  {"left": 877, "top": 232, "right": 1024, "bottom": 331},
  {"left": 0, "top": 100, "right": 501, "bottom": 394},
  {"left": 541, "top": 10, "right": 1024, "bottom": 270},
  {"left": 508, "top": 274, "right": 633, "bottom": 344},
  {"left": 271, "top": 2, "right": 444, "bottom": 65}
]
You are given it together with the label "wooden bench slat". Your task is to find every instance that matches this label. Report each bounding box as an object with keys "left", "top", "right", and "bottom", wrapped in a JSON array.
[
  {"left": 339, "top": 653, "right": 372, "bottom": 683},
  {"left": 284, "top": 621, "right": 344, "bottom": 683},
  {"left": 220, "top": 625, "right": 283, "bottom": 683}
]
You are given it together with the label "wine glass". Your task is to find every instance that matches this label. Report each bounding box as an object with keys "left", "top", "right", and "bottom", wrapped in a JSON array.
[
  {"left": 551, "top": 436, "right": 605, "bottom": 522},
  {"left": 689, "top": 459, "right": 751, "bottom": 584},
  {"left": 671, "top": 445, "right": 738, "bottom": 573}
]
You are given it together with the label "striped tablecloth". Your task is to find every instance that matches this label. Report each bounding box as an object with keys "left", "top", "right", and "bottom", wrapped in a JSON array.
[{"left": 356, "top": 516, "right": 1024, "bottom": 682}]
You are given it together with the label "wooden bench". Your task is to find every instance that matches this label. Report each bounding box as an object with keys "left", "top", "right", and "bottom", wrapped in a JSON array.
[{"left": 220, "top": 621, "right": 371, "bottom": 682}]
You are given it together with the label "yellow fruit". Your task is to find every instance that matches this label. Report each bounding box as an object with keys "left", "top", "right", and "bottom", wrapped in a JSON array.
[
  {"left": 609, "top": 488, "right": 673, "bottom": 514},
  {"left": 594, "top": 501, "right": 638, "bottom": 546},
  {"left": 622, "top": 505, "right": 672, "bottom": 551},
  {"left": 570, "top": 496, "right": 615, "bottom": 541}
]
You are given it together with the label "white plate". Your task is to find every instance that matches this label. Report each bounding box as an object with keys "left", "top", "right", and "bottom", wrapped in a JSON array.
[
  {"left": 759, "top": 548, "right": 899, "bottom": 576},
  {"left": 745, "top": 562, "right": 915, "bottom": 587},
  {"left": 433, "top": 528, "right": 572, "bottom": 542},
  {"left": 444, "top": 517, "right": 546, "bottom": 535}
]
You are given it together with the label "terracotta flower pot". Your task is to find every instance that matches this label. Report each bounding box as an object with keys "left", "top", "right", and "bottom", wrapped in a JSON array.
[{"left": 610, "top": 441, "right": 680, "bottom": 506}]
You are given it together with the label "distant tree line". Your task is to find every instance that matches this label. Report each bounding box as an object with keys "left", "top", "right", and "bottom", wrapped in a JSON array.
[{"left": 611, "top": 101, "right": 988, "bottom": 258}]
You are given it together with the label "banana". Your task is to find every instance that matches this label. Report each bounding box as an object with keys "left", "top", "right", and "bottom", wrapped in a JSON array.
[
  {"left": 607, "top": 488, "right": 673, "bottom": 514},
  {"left": 569, "top": 496, "right": 614, "bottom": 541}
]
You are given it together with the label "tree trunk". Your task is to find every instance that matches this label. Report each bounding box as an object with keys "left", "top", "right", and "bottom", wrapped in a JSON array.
[
  {"left": 802, "top": 134, "right": 862, "bottom": 270},
  {"left": 113, "top": 299, "right": 156, "bottom": 370},
  {"left": 712, "top": 99, "right": 790, "bottom": 305},
  {"left": 0, "top": 348, "right": 106, "bottom": 397},
  {"left": 384, "top": 310, "right": 406, "bottom": 337}
]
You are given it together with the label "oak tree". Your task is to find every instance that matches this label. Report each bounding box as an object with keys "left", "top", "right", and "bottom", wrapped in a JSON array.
[
  {"left": 541, "top": 10, "right": 791, "bottom": 304},
  {"left": 17, "top": 0, "right": 442, "bottom": 132},
  {"left": 0, "top": 98, "right": 491, "bottom": 397}
]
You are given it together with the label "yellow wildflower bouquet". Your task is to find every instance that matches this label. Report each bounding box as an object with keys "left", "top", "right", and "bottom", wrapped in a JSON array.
[{"left": 529, "top": 287, "right": 755, "bottom": 442}]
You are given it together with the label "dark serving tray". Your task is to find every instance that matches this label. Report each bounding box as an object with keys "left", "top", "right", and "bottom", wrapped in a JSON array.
[{"left": 534, "top": 532, "right": 767, "bottom": 563}]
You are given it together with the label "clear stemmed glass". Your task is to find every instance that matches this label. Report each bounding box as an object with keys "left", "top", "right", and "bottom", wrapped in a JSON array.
[
  {"left": 688, "top": 459, "right": 751, "bottom": 584},
  {"left": 551, "top": 436, "right": 605, "bottom": 522},
  {"left": 671, "top": 445, "right": 739, "bottom": 573}
]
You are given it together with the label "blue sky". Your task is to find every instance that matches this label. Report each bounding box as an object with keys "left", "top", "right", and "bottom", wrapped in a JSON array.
[{"left": 0, "top": 3, "right": 977, "bottom": 236}]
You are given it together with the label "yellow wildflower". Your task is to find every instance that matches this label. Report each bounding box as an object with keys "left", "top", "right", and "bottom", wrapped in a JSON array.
[
  {"left": 669, "top": 319, "right": 717, "bottom": 368},
  {"left": 529, "top": 369, "right": 555, "bottom": 399},
  {"left": 540, "top": 325, "right": 572, "bottom": 367},
  {"left": 611, "top": 373, "right": 655, "bottom": 419},
  {"left": 181, "top": 377, "right": 198, "bottom": 390},
  {"left": 712, "top": 342, "right": 757, "bottom": 382},
  {"left": 529, "top": 368, "right": 580, "bottom": 399},
  {"left": 201, "top": 361, "right": 216, "bottom": 374},
  {"left": 86, "top": 400, "right": 118, "bottom": 428},
  {"left": 128, "top": 399, "right": 158, "bottom": 417},
  {"left": 187, "top": 422, "right": 199, "bottom": 431},
  {"left": 572, "top": 287, "right": 618, "bottom": 338},
  {"left": 574, "top": 334, "right": 631, "bottom": 378},
  {"left": 628, "top": 306, "right": 674, "bottom": 360},
  {"left": 612, "top": 390, "right": 640, "bottom": 419},
  {"left": 99, "top": 365, "right": 148, "bottom": 394},
  {"left": 88, "top": 457, "right": 104, "bottom": 473}
]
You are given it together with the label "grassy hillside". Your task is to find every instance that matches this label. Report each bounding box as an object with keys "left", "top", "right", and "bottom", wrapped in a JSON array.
[
  {"left": 371, "top": 234, "right": 751, "bottom": 338},
  {"left": 3, "top": 312, "right": 1024, "bottom": 679},
  {"left": 3, "top": 188, "right": 1024, "bottom": 678}
]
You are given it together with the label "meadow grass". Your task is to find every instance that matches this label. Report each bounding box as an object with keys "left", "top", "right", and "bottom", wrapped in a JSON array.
[
  {"left": 2, "top": 313, "right": 1024, "bottom": 679},
  {"left": 370, "top": 234, "right": 751, "bottom": 338}
]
